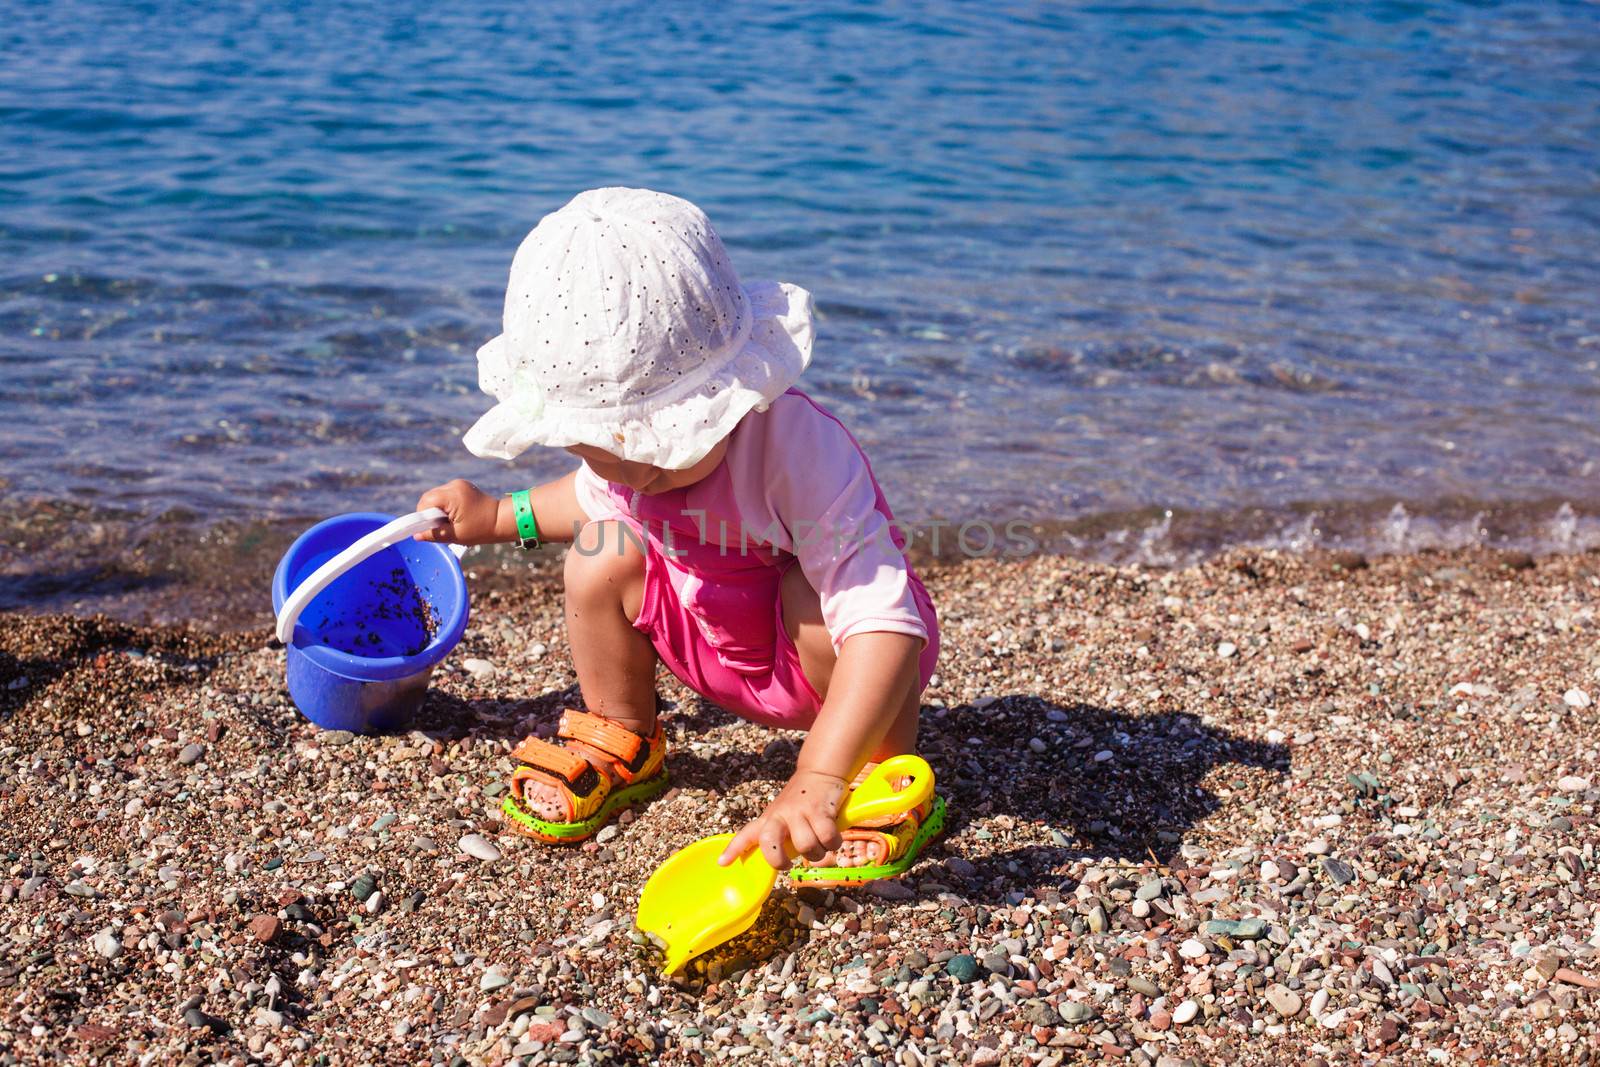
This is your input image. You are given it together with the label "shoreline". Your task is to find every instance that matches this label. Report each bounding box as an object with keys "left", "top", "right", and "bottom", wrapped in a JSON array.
[
  {"left": 3, "top": 493, "right": 1599, "bottom": 629},
  {"left": 1, "top": 546, "right": 1597, "bottom": 1063}
]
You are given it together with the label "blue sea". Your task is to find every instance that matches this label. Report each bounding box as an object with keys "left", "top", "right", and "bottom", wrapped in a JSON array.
[{"left": 3, "top": 1, "right": 1598, "bottom": 621}]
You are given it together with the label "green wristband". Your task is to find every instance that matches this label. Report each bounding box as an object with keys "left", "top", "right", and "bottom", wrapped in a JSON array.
[{"left": 510, "top": 489, "right": 540, "bottom": 550}]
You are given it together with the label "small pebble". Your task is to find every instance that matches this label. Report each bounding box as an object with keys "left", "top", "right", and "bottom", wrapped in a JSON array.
[
  {"left": 459, "top": 834, "right": 502, "bottom": 862},
  {"left": 462, "top": 658, "right": 497, "bottom": 682},
  {"left": 1128, "top": 977, "right": 1161, "bottom": 998},
  {"left": 1172, "top": 1000, "right": 1199, "bottom": 1025},
  {"left": 1322, "top": 858, "right": 1355, "bottom": 885},
  {"left": 92, "top": 927, "right": 122, "bottom": 960},
  {"left": 1266, "top": 985, "right": 1302, "bottom": 1018},
  {"left": 946, "top": 954, "right": 979, "bottom": 983},
  {"left": 1204, "top": 918, "right": 1266, "bottom": 940},
  {"left": 177, "top": 742, "right": 204, "bottom": 765}
]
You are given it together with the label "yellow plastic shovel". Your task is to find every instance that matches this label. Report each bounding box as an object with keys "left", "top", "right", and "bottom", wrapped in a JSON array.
[{"left": 635, "top": 754, "right": 934, "bottom": 974}]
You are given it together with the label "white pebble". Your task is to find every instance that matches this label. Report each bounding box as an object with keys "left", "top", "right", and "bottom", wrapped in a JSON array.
[
  {"left": 1028, "top": 737, "right": 1047, "bottom": 754},
  {"left": 1171, "top": 999, "right": 1198, "bottom": 1025},
  {"left": 1179, "top": 938, "right": 1207, "bottom": 959},
  {"left": 92, "top": 928, "right": 122, "bottom": 959},
  {"left": 1564, "top": 688, "right": 1591, "bottom": 709},
  {"left": 1216, "top": 641, "right": 1237, "bottom": 659},
  {"left": 462, "top": 658, "right": 497, "bottom": 682},
  {"left": 365, "top": 891, "right": 385, "bottom": 915},
  {"left": 459, "top": 834, "right": 501, "bottom": 862},
  {"left": 1260, "top": 860, "right": 1281, "bottom": 882},
  {"left": 1557, "top": 775, "right": 1591, "bottom": 792},
  {"left": 1309, "top": 987, "right": 1330, "bottom": 1018}
]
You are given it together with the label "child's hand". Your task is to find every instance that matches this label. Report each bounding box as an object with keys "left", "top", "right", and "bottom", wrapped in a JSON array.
[
  {"left": 414, "top": 479, "right": 504, "bottom": 546},
  {"left": 718, "top": 768, "right": 848, "bottom": 871}
]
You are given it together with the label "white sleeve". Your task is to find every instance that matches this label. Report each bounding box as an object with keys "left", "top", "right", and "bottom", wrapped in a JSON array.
[
  {"left": 764, "top": 406, "right": 927, "bottom": 654},
  {"left": 572, "top": 462, "right": 624, "bottom": 522}
]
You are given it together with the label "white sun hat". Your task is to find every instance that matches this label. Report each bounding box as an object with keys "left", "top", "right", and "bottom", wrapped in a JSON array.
[{"left": 462, "top": 187, "right": 815, "bottom": 470}]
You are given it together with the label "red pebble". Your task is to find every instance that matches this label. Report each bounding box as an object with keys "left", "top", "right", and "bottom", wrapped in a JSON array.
[
  {"left": 523, "top": 1020, "right": 565, "bottom": 1043},
  {"left": 248, "top": 914, "right": 281, "bottom": 943}
]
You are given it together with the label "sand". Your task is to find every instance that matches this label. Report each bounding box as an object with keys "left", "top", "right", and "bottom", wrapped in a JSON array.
[{"left": 1, "top": 547, "right": 1597, "bottom": 1065}]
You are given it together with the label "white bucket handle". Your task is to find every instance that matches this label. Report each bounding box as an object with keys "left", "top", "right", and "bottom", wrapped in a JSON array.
[{"left": 275, "top": 508, "right": 470, "bottom": 646}]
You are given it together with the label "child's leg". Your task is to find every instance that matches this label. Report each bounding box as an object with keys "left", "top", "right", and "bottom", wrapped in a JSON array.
[
  {"left": 780, "top": 564, "right": 924, "bottom": 866},
  {"left": 564, "top": 520, "right": 658, "bottom": 732},
  {"left": 519, "top": 520, "right": 659, "bottom": 821}
]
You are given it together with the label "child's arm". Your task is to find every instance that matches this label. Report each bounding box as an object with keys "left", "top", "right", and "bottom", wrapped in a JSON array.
[
  {"left": 413, "top": 470, "right": 589, "bottom": 545},
  {"left": 792, "top": 631, "right": 921, "bottom": 779},
  {"left": 718, "top": 630, "right": 922, "bottom": 870}
]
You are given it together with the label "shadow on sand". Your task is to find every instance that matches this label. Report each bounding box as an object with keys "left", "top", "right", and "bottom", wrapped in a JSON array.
[{"left": 412, "top": 683, "right": 1289, "bottom": 983}]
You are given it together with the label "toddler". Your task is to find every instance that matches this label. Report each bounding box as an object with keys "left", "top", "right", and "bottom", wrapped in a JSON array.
[{"left": 415, "top": 188, "right": 941, "bottom": 883}]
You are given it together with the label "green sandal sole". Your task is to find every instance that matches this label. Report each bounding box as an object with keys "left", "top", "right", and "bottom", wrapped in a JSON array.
[
  {"left": 501, "top": 770, "right": 670, "bottom": 842},
  {"left": 788, "top": 795, "right": 948, "bottom": 886}
]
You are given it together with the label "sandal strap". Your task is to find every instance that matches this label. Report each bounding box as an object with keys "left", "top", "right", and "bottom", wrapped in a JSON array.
[
  {"left": 508, "top": 736, "right": 601, "bottom": 794},
  {"left": 559, "top": 710, "right": 651, "bottom": 778}
]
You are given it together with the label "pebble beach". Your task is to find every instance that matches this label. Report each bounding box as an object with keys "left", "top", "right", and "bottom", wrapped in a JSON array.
[{"left": 2, "top": 546, "right": 1598, "bottom": 1066}]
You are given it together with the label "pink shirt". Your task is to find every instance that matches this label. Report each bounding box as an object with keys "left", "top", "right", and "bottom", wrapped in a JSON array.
[{"left": 572, "top": 388, "right": 932, "bottom": 656}]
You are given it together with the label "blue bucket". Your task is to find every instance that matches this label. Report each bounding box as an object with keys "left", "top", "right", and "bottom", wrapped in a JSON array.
[{"left": 271, "top": 512, "right": 469, "bottom": 733}]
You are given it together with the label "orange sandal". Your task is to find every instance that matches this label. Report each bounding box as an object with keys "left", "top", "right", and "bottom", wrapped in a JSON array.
[{"left": 500, "top": 709, "right": 669, "bottom": 844}]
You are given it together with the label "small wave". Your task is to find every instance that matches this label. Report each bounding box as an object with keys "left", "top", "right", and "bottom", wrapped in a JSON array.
[{"left": 1053, "top": 500, "right": 1600, "bottom": 567}]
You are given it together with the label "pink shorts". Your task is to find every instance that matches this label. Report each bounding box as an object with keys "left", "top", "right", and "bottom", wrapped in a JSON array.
[{"left": 619, "top": 523, "right": 939, "bottom": 732}]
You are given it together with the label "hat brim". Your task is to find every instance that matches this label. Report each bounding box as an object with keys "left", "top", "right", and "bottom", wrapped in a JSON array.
[{"left": 462, "top": 280, "right": 814, "bottom": 469}]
